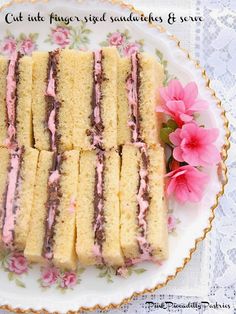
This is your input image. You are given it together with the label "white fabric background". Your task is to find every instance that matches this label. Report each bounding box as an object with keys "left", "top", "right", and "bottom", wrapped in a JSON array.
[{"left": 0, "top": 0, "right": 235, "bottom": 313}]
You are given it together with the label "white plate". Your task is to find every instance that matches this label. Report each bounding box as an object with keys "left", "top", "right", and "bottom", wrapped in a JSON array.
[{"left": 0, "top": 0, "right": 230, "bottom": 313}]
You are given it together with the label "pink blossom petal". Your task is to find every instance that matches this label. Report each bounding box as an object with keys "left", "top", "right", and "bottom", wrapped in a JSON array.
[
  {"left": 171, "top": 169, "right": 187, "bottom": 178},
  {"left": 186, "top": 179, "right": 202, "bottom": 195},
  {"left": 166, "top": 179, "right": 176, "bottom": 195},
  {"left": 199, "top": 128, "right": 219, "bottom": 144},
  {"left": 183, "top": 82, "right": 198, "bottom": 107},
  {"left": 180, "top": 123, "right": 198, "bottom": 141},
  {"left": 182, "top": 147, "right": 201, "bottom": 166},
  {"left": 186, "top": 173, "right": 206, "bottom": 191},
  {"left": 191, "top": 168, "right": 209, "bottom": 181},
  {"left": 159, "top": 87, "right": 170, "bottom": 102},
  {"left": 179, "top": 113, "right": 193, "bottom": 122},
  {"left": 165, "top": 167, "right": 186, "bottom": 179},
  {"left": 189, "top": 99, "right": 209, "bottom": 112},
  {"left": 187, "top": 176, "right": 208, "bottom": 196},
  {"left": 167, "top": 80, "right": 184, "bottom": 100},
  {"left": 175, "top": 183, "right": 189, "bottom": 203},
  {"left": 173, "top": 146, "right": 184, "bottom": 162},
  {"left": 166, "top": 100, "right": 185, "bottom": 113},
  {"left": 186, "top": 171, "right": 209, "bottom": 201},
  {"left": 169, "top": 128, "right": 182, "bottom": 145},
  {"left": 188, "top": 188, "right": 202, "bottom": 202},
  {"left": 199, "top": 145, "right": 221, "bottom": 165}
]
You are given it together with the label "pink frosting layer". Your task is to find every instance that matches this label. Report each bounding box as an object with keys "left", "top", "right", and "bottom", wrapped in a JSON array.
[
  {"left": 93, "top": 152, "right": 104, "bottom": 262},
  {"left": 94, "top": 51, "right": 102, "bottom": 124},
  {"left": 2, "top": 148, "right": 22, "bottom": 246},
  {"left": 93, "top": 154, "right": 104, "bottom": 234},
  {"left": 93, "top": 200, "right": 103, "bottom": 235},
  {"left": 5, "top": 51, "right": 18, "bottom": 148},
  {"left": 45, "top": 155, "right": 61, "bottom": 259},
  {"left": 92, "top": 243, "right": 103, "bottom": 264},
  {"left": 47, "top": 167, "right": 60, "bottom": 228},
  {"left": 48, "top": 169, "right": 59, "bottom": 185},
  {"left": 92, "top": 134, "right": 102, "bottom": 147},
  {"left": 47, "top": 202, "right": 57, "bottom": 231},
  {"left": 48, "top": 108, "right": 56, "bottom": 152},
  {"left": 46, "top": 68, "right": 56, "bottom": 97},
  {"left": 46, "top": 65, "right": 57, "bottom": 151},
  {"left": 126, "top": 52, "right": 139, "bottom": 142},
  {"left": 45, "top": 251, "right": 53, "bottom": 260},
  {"left": 96, "top": 159, "right": 103, "bottom": 195},
  {"left": 136, "top": 144, "right": 153, "bottom": 260},
  {"left": 91, "top": 50, "right": 103, "bottom": 148}
]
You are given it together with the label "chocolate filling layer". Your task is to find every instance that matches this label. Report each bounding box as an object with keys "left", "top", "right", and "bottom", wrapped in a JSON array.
[
  {"left": 42, "top": 152, "right": 64, "bottom": 260},
  {"left": 1, "top": 147, "right": 24, "bottom": 248},
  {"left": 45, "top": 50, "right": 61, "bottom": 152},
  {"left": 136, "top": 145, "right": 152, "bottom": 257},
  {"left": 88, "top": 50, "right": 104, "bottom": 150},
  {"left": 126, "top": 52, "right": 142, "bottom": 143},
  {"left": 5, "top": 52, "right": 22, "bottom": 147},
  {"left": 93, "top": 150, "right": 105, "bottom": 263}
]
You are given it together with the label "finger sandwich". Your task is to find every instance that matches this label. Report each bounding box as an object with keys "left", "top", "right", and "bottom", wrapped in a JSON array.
[
  {"left": 0, "top": 52, "right": 33, "bottom": 148},
  {"left": 73, "top": 47, "right": 118, "bottom": 150},
  {"left": 25, "top": 150, "right": 79, "bottom": 270},
  {"left": 76, "top": 149, "right": 123, "bottom": 266},
  {"left": 32, "top": 49, "right": 74, "bottom": 152},
  {"left": 120, "top": 144, "right": 168, "bottom": 264},
  {"left": 0, "top": 147, "right": 38, "bottom": 250},
  {"left": 117, "top": 52, "right": 164, "bottom": 146}
]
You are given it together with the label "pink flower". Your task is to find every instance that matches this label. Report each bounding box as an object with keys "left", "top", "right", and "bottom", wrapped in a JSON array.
[
  {"left": 166, "top": 165, "right": 209, "bottom": 203},
  {"left": 167, "top": 214, "right": 177, "bottom": 232},
  {"left": 108, "top": 32, "right": 124, "bottom": 46},
  {"left": 19, "top": 38, "right": 36, "bottom": 55},
  {"left": 0, "top": 37, "right": 17, "bottom": 56},
  {"left": 123, "top": 43, "right": 140, "bottom": 57},
  {"left": 60, "top": 271, "right": 77, "bottom": 289},
  {"left": 157, "top": 80, "right": 208, "bottom": 127},
  {"left": 7, "top": 252, "right": 28, "bottom": 275},
  {"left": 52, "top": 27, "right": 70, "bottom": 48},
  {"left": 170, "top": 123, "right": 220, "bottom": 166},
  {"left": 41, "top": 267, "right": 59, "bottom": 287}
]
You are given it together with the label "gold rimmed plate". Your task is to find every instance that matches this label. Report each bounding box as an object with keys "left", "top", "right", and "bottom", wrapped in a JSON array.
[{"left": 0, "top": 0, "right": 230, "bottom": 313}]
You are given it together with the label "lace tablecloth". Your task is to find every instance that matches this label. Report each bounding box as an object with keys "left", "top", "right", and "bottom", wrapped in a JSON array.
[{"left": 0, "top": 0, "right": 235, "bottom": 313}]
